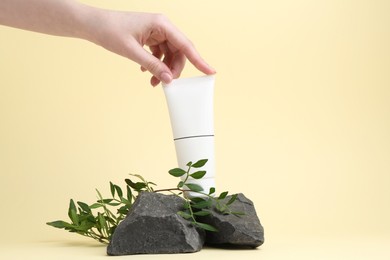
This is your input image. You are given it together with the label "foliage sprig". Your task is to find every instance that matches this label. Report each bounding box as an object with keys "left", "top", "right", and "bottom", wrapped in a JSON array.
[{"left": 47, "top": 159, "right": 242, "bottom": 244}]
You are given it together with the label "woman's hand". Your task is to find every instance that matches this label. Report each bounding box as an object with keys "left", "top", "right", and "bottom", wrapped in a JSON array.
[
  {"left": 87, "top": 11, "right": 216, "bottom": 86},
  {"left": 0, "top": 0, "right": 215, "bottom": 87}
]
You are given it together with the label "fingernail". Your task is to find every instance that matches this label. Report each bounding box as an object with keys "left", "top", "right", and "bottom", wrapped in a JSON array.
[
  {"left": 208, "top": 65, "right": 217, "bottom": 74},
  {"left": 160, "top": 72, "right": 172, "bottom": 84}
]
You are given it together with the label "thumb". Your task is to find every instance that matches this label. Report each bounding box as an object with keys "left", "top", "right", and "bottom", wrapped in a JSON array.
[{"left": 130, "top": 44, "right": 173, "bottom": 85}]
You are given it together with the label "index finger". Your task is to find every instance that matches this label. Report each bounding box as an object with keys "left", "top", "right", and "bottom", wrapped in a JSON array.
[{"left": 164, "top": 23, "right": 216, "bottom": 75}]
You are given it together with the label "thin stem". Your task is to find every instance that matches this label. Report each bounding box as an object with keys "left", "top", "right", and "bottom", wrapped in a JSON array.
[
  {"left": 95, "top": 190, "right": 112, "bottom": 238},
  {"left": 77, "top": 230, "right": 109, "bottom": 244},
  {"left": 153, "top": 188, "right": 189, "bottom": 193},
  {"left": 186, "top": 199, "right": 198, "bottom": 224},
  {"left": 182, "top": 165, "right": 192, "bottom": 184}
]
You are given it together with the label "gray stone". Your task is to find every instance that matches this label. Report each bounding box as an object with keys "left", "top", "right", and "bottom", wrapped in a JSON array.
[
  {"left": 198, "top": 193, "right": 264, "bottom": 248},
  {"left": 107, "top": 192, "right": 205, "bottom": 255}
]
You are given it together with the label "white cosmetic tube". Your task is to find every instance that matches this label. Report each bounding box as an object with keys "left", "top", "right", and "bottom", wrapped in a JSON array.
[{"left": 163, "top": 75, "right": 216, "bottom": 197}]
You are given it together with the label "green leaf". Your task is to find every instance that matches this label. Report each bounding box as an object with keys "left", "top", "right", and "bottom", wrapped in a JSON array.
[
  {"left": 114, "top": 185, "right": 123, "bottom": 198},
  {"left": 79, "top": 214, "right": 94, "bottom": 224},
  {"left": 232, "top": 211, "right": 246, "bottom": 216},
  {"left": 195, "top": 222, "right": 218, "bottom": 232},
  {"left": 216, "top": 203, "right": 228, "bottom": 213},
  {"left": 97, "top": 213, "right": 106, "bottom": 232},
  {"left": 105, "top": 215, "right": 117, "bottom": 226},
  {"left": 177, "top": 181, "right": 184, "bottom": 188},
  {"left": 78, "top": 221, "right": 94, "bottom": 232},
  {"left": 77, "top": 201, "right": 91, "bottom": 214},
  {"left": 125, "top": 178, "right": 133, "bottom": 187},
  {"left": 132, "top": 183, "right": 144, "bottom": 190},
  {"left": 209, "top": 187, "right": 216, "bottom": 195},
  {"left": 89, "top": 203, "right": 103, "bottom": 209},
  {"left": 110, "top": 182, "right": 115, "bottom": 198},
  {"left": 117, "top": 206, "right": 129, "bottom": 215},
  {"left": 134, "top": 182, "right": 147, "bottom": 190},
  {"left": 177, "top": 211, "right": 192, "bottom": 219},
  {"left": 218, "top": 191, "right": 229, "bottom": 200},
  {"left": 185, "top": 183, "right": 203, "bottom": 192},
  {"left": 130, "top": 174, "right": 147, "bottom": 183},
  {"left": 97, "top": 199, "right": 113, "bottom": 204},
  {"left": 186, "top": 161, "right": 193, "bottom": 167},
  {"left": 120, "top": 197, "right": 130, "bottom": 205},
  {"left": 68, "top": 199, "right": 77, "bottom": 220},
  {"left": 95, "top": 189, "right": 104, "bottom": 201},
  {"left": 192, "top": 159, "right": 208, "bottom": 168},
  {"left": 46, "top": 220, "right": 71, "bottom": 229},
  {"left": 193, "top": 210, "right": 211, "bottom": 216},
  {"left": 126, "top": 186, "right": 132, "bottom": 203},
  {"left": 190, "top": 171, "right": 206, "bottom": 179},
  {"left": 106, "top": 202, "right": 121, "bottom": 206},
  {"left": 125, "top": 178, "right": 147, "bottom": 191},
  {"left": 69, "top": 209, "right": 79, "bottom": 225},
  {"left": 168, "top": 168, "right": 186, "bottom": 177},
  {"left": 183, "top": 201, "right": 191, "bottom": 209},
  {"left": 226, "top": 194, "right": 238, "bottom": 205},
  {"left": 190, "top": 197, "right": 206, "bottom": 203},
  {"left": 192, "top": 199, "right": 212, "bottom": 209}
]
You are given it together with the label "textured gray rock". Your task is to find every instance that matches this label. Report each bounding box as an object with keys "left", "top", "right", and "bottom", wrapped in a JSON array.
[
  {"left": 107, "top": 192, "right": 205, "bottom": 255},
  {"left": 198, "top": 193, "right": 264, "bottom": 248}
]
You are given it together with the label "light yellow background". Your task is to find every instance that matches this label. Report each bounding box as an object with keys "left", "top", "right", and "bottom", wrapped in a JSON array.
[{"left": 1, "top": 0, "right": 389, "bottom": 259}]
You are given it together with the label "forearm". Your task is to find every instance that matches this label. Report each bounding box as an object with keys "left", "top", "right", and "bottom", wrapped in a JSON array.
[
  {"left": 0, "top": 0, "right": 96, "bottom": 40},
  {"left": 0, "top": 0, "right": 215, "bottom": 86}
]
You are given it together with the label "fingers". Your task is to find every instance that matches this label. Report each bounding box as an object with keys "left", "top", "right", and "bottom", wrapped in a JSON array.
[
  {"left": 149, "top": 43, "right": 175, "bottom": 86},
  {"left": 134, "top": 14, "right": 216, "bottom": 87},
  {"left": 150, "top": 75, "right": 160, "bottom": 86},
  {"left": 130, "top": 41, "right": 173, "bottom": 87},
  {"left": 170, "top": 52, "right": 186, "bottom": 79},
  {"left": 159, "top": 41, "right": 183, "bottom": 78},
  {"left": 140, "top": 45, "right": 161, "bottom": 72},
  {"left": 140, "top": 42, "right": 186, "bottom": 85},
  {"left": 164, "top": 24, "right": 216, "bottom": 75}
]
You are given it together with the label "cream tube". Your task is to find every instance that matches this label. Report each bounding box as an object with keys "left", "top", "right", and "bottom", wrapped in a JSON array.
[{"left": 163, "top": 75, "right": 216, "bottom": 197}]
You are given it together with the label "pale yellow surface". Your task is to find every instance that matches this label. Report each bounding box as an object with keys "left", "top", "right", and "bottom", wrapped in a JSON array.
[
  {"left": 1, "top": 234, "right": 390, "bottom": 260},
  {"left": 1, "top": 0, "right": 389, "bottom": 259}
]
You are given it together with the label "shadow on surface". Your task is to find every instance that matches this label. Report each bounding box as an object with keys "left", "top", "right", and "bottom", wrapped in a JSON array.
[
  {"left": 36, "top": 239, "right": 107, "bottom": 248},
  {"left": 203, "top": 244, "right": 262, "bottom": 251}
]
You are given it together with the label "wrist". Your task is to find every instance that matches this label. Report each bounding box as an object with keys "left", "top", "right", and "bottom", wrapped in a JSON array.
[{"left": 73, "top": 2, "right": 104, "bottom": 44}]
